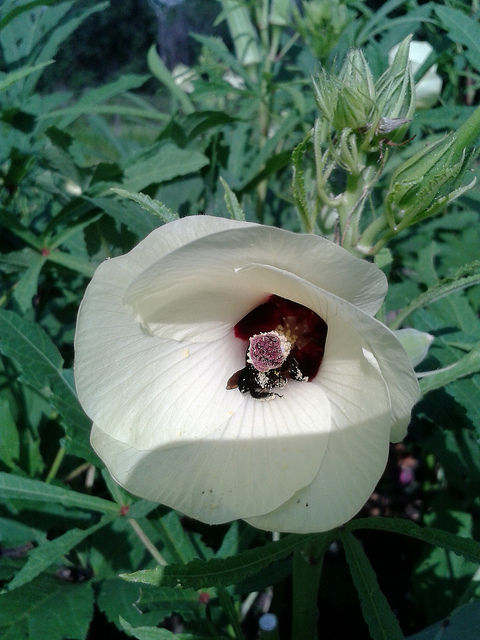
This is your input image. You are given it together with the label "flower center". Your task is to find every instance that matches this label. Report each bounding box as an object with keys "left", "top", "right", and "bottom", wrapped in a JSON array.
[
  {"left": 247, "top": 331, "right": 291, "bottom": 372},
  {"left": 227, "top": 295, "right": 328, "bottom": 400}
]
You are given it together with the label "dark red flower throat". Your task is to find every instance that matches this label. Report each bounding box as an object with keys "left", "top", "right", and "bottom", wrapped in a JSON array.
[{"left": 226, "top": 295, "right": 328, "bottom": 400}]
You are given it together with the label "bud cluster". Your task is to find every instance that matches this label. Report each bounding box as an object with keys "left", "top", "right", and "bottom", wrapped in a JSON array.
[
  {"left": 293, "top": 34, "right": 480, "bottom": 256},
  {"left": 314, "top": 36, "right": 415, "bottom": 155}
]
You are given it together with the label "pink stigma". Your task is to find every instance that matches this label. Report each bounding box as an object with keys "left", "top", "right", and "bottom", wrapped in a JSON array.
[{"left": 248, "top": 333, "right": 288, "bottom": 372}]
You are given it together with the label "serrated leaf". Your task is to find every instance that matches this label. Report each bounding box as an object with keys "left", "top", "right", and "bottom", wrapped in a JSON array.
[
  {"left": 192, "top": 34, "right": 254, "bottom": 88},
  {"left": 0, "top": 472, "right": 119, "bottom": 515},
  {"left": 389, "top": 260, "right": 480, "bottom": 330},
  {"left": 413, "top": 510, "right": 477, "bottom": 622},
  {"left": 0, "top": 311, "right": 91, "bottom": 437},
  {"left": 122, "top": 144, "right": 209, "bottom": 192},
  {"left": 8, "top": 515, "right": 113, "bottom": 591},
  {"left": 0, "top": 60, "right": 54, "bottom": 92},
  {"left": 0, "top": 573, "right": 94, "bottom": 640},
  {"left": 151, "top": 511, "right": 198, "bottom": 565},
  {"left": 219, "top": 177, "right": 244, "bottom": 220},
  {"left": 341, "top": 530, "right": 404, "bottom": 640},
  {"left": 99, "top": 579, "right": 201, "bottom": 631},
  {"left": 147, "top": 44, "right": 194, "bottom": 114},
  {"left": 445, "top": 373, "right": 480, "bottom": 430},
  {"left": 435, "top": 5, "right": 480, "bottom": 70},
  {"left": 291, "top": 131, "right": 313, "bottom": 231},
  {"left": 239, "top": 112, "right": 299, "bottom": 187},
  {"left": 123, "top": 532, "right": 331, "bottom": 589},
  {"left": 348, "top": 517, "right": 480, "bottom": 564},
  {"left": 120, "top": 617, "right": 210, "bottom": 640},
  {"left": 21, "top": 3, "right": 108, "bottom": 95},
  {"left": 110, "top": 188, "right": 178, "bottom": 223},
  {"left": 12, "top": 254, "right": 46, "bottom": 313},
  {"left": 57, "top": 73, "right": 150, "bottom": 128},
  {"left": 0, "top": 1, "right": 65, "bottom": 31},
  {"left": 0, "top": 310, "right": 63, "bottom": 389}
]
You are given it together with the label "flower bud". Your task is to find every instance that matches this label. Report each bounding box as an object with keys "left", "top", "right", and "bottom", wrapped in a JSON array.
[
  {"left": 376, "top": 35, "right": 415, "bottom": 139},
  {"left": 394, "top": 329, "right": 434, "bottom": 367},
  {"left": 314, "top": 49, "right": 375, "bottom": 132},
  {"left": 333, "top": 86, "right": 370, "bottom": 131},
  {"left": 385, "top": 105, "right": 480, "bottom": 230},
  {"left": 294, "top": 0, "right": 353, "bottom": 61},
  {"left": 340, "top": 48, "right": 376, "bottom": 106},
  {"left": 332, "top": 49, "right": 376, "bottom": 131},
  {"left": 389, "top": 41, "right": 442, "bottom": 109}
]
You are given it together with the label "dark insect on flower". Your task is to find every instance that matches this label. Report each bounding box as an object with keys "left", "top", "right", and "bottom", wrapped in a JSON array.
[{"left": 227, "top": 349, "right": 307, "bottom": 401}]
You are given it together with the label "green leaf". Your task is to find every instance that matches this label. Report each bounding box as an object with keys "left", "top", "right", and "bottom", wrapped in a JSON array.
[
  {"left": 56, "top": 73, "right": 150, "bottom": 128},
  {"left": 0, "top": 0, "right": 66, "bottom": 31},
  {"left": 147, "top": 44, "right": 194, "bottom": 114},
  {"left": 239, "top": 111, "right": 299, "bottom": 187},
  {"left": 110, "top": 188, "right": 178, "bottom": 223},
  {"left": 389, "top": 260, "right": 480, "bottom": 330},
  {"left": 435, "top": 5, "right": 480, "bottom": 70},
  {"left": 341, "top": 530, "right": 404, "bottom": 640},
  {"left": 0, "top": 310, "right": 92, "bottom": 441},
  {"left": 0, "top": 573, "right": 94, "bottom": 640},
  {"left": 0, "top": 310, "right": 62, "bottom": 389},
  {"left": 444, "top": 373, "right": 480, "bottom": 430},
  {"left": 7, "top": 515, "right": 114, "bottom": 591},
  {"left": 192, "top": 34, "right": 255, "bottom": 89},
  {"left": 220, "top": 177, "right": 245, "bottom": 220},
  {"left": 23, "top": 3, "right": 108, "bottom": 95},
  {"left": 12, "top": 254, "right": 47, "bottom": 313},
  {"left": 348, "top": 517, "right": 480, "bottom": 564},
  {"left": 0, "top": 398, "right": 20, "bottom": 468},
  {"left": 0, "top": 61, "right": 54, "bottom": 92},
  {"left": 418, "top": 342, "right": 480, "bottom": 396},
  {"left": 0, "top": 472, "right": 119, "bottom": 515},
  {"left": 99, "top": 579, "right": 202, "bottom": 632},
  {"left": 120, "top": 618, "right": 210, "bottom": 640},
  {"left": 406, "top": 601, "right": 480, "bottom": 640},
  {"left": 413, "top": 509, "right": 477, "bottom": 623},
  {"left": 122, "top": 532, "right": 332, "bottom": 589},
  {"left": 152, "top": 511, "right": 198, "bottom": 565},
  {"left": 122, "top": 143, "right": 209, "bottom": 192},
  {"left": 292, "top": 131, "right": 313, "bottom": 231}
]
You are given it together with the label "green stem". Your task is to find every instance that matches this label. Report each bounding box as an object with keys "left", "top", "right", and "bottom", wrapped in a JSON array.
[
  {"left": 217, "top": 587, "right": 244, "bottom": 640},
  {"left": 47, "top": 250, "right": 96, "bottom": 278},
  {"left": 357, "top": 213, "right": 392, "bottom": 254},
  {"left": 45, "top": 446, "right": 66, "bottom": 483},
  {"left": 128, "top": 518, "right": 168, "bottom": 567},
  {"left": 338, "top": 163, "right": 377, "bottom": 255}
]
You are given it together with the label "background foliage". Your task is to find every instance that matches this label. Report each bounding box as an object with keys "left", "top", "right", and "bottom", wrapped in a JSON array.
[{"left": 1, "top": 0, "right": 480, "bottom": 638}]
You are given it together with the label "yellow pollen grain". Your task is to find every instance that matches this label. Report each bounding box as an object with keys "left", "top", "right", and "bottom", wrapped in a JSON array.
[
  {"left": 276, "top": 324, "right": 297, "bottom": 345},
  {"left": 183, "top": 348, "right": 189, "bottom": 358}
]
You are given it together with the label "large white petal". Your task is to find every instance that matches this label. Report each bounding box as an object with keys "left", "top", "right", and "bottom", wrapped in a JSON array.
[
  {"left": 246, "top": 316, "right": 392, "bottom": 533},
  {"left": 91, "top": 377, "right": 331, "bottom": 522},
  {"left": 124, "top": 225, "right": 387, "bottom": 343},
  {"left": 352, "top": 318, "right": 420, "bottom": 442}
]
